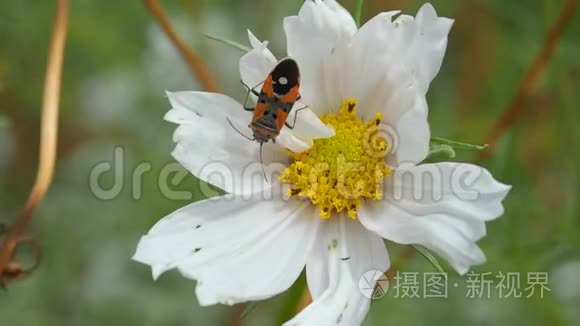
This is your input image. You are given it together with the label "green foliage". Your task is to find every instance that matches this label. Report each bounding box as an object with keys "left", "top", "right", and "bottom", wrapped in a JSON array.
[
  {"left": 0, "top": 0, "right": 579, "bottom": 325},
  {"left": 275, "top": 272, "right": 307, "bottom": 324}
]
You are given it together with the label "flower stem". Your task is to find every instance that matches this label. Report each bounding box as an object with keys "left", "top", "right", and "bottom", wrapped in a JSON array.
[
  {"left": 431, "top": 137, "right": 487, "bottom": 151},
  {"left": 354, "top": 0, "right": 364, "bottom": 27},
  {"left": 0, "top": 0, "right": 68, "bottom": 284},
  {"left": 143, "top": 0, "right": 221, "bottom": 93}
]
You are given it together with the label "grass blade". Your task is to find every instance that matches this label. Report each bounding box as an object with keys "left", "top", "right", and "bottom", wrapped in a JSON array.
[
  {"left": 240, "top": 302, "right": 258, "bottom": 320},
  {"left": 203, "top": 33, "right": 250, "bottom": 52},
  {"left": 413, "top": 245, "right": 445, "bottom": 275},
  {"left": 354, "top": 0, "right": 364, "bottom": 26}
]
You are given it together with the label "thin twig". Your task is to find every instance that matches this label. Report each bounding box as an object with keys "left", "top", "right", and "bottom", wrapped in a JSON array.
[
  {"left": 0, "top": 235, "right": 42, "bottom": 283},
  {"left": 481, "top": 0, "right": 577, "bottom": 158},
  {"left": 143, "top": 0, "right": 220, "bottom": 93},
  {"left": 0, "top": 0, "right": 68, "bottom": 283}
]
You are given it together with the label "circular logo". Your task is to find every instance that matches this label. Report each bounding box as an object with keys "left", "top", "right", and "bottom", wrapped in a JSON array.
[{"left": 359, "top": 270, "right": 389, "bottom": 299}]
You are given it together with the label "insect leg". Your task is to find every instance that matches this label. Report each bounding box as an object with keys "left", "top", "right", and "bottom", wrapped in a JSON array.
[
  {"left": 241, "top": 88, "right": 256, "bottom": 110},
  {"left": 240, "top": 80, "right": 261, "bottom": 97},
  {"left": 284, "top": 106, "right": 308, "bottom": 129},
  {"left": 241, "top": 80, "right": 262, "bottom": 110},
  {"left": 226, "top": 118, "right": 255, "bottom": 141}
]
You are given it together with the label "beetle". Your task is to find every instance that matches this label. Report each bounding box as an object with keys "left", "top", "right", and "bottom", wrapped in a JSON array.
[{"left": 228, "top": 57, "right": 306, "bottom": 179}]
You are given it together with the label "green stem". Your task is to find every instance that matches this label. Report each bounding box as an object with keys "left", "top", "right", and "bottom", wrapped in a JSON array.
[
  {"left": 240, "top": 302, "right": 258, "bottom": 320},
  {"left": 354, "top": 0, "right": 364, "bottom": 27},
  {"left": 203, "top": 33, "right": 250, "bottom": 52},
  {"left": 430, "top": 137, "right": 488, "bottom": 151},
  {"left": 413, "top": 245, "right": 445, "bottom": 274}
]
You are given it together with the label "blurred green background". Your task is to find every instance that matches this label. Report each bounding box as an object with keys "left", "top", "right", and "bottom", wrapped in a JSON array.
[{"left": 0, "top": 0, "right": 579, "bottom": 325}]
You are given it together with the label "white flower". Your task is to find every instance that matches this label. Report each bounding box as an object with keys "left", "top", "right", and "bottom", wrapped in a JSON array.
[{"left": 133, "top": 2, "right": 511, "bottom": 325}]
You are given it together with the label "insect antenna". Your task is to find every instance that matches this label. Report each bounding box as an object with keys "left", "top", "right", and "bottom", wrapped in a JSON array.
[
  {"left": 259, "top": 142, "right": 269, "bottom": 183},
  {"left": 226, "top": 118, "right": 254, "bottom": 141}
]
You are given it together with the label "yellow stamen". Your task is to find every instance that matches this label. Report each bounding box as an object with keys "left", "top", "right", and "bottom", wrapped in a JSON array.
[{"left": 280, "top": 99, "right": 392, "bottom": 219}]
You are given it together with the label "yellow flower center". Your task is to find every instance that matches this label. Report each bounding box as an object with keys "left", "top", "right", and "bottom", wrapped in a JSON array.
[{"left": 280, "top": 99, "right": 392, "bottom": 219}]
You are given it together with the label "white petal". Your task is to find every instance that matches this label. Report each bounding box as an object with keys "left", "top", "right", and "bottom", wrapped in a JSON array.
[
  {"left": 166, "top": 90, "right": 248, "bottom": 125},
  {"left": 247, "top": 29, "right": 265, "bottom": 49},
  {"left": 133, "top": 195, "right": 320, "bottom": 305},
  {"left": 396, "top": 3, "right": 454, "bottom": 94},
  {"left": 345, "top": 4, "right": 452, "bottom": 102},
  {"left": 386, "top": 94, "right": 430, "bottom": 166},
  {"left": 328, "top": 4, "right": 451, "bottom": 165},
  {"left": 277, "top": 127, "right": 313, "bottom": 153},
  {"left": 287, "top": 105, "right": 335, "bottom": 140},
  {"left": 288, "top": 216, "right": 389, "bottom": 325},
  {"left": 359, "top": 163, "right": 511, "bottom": 274},
  {"left": 240, "top": 30, "right": 277, "bottom": 91},
  {"left": 165, "top": 91, "right": 287, "bottom": 195},
  {"left": 284, "top": 0, "right": 356, "bottom": 114},
  {"left": 325, "top": 10, "right": 435, "bottom": 166},
  {"left": 330, "top": 11, "right": 401, "bottom": 120},
  {"left": 306, "top": 217, "right": 389, "bottom": 300}
]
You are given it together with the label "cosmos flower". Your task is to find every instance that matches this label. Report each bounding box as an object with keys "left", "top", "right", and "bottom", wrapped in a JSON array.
[{"left": 133, "top": 1, "right": 511, "bottom": 325}]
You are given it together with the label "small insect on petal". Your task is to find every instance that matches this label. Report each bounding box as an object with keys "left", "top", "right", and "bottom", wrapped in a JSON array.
[{"left": 230, "top": 58, "right": 306, "bottom": 179}]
